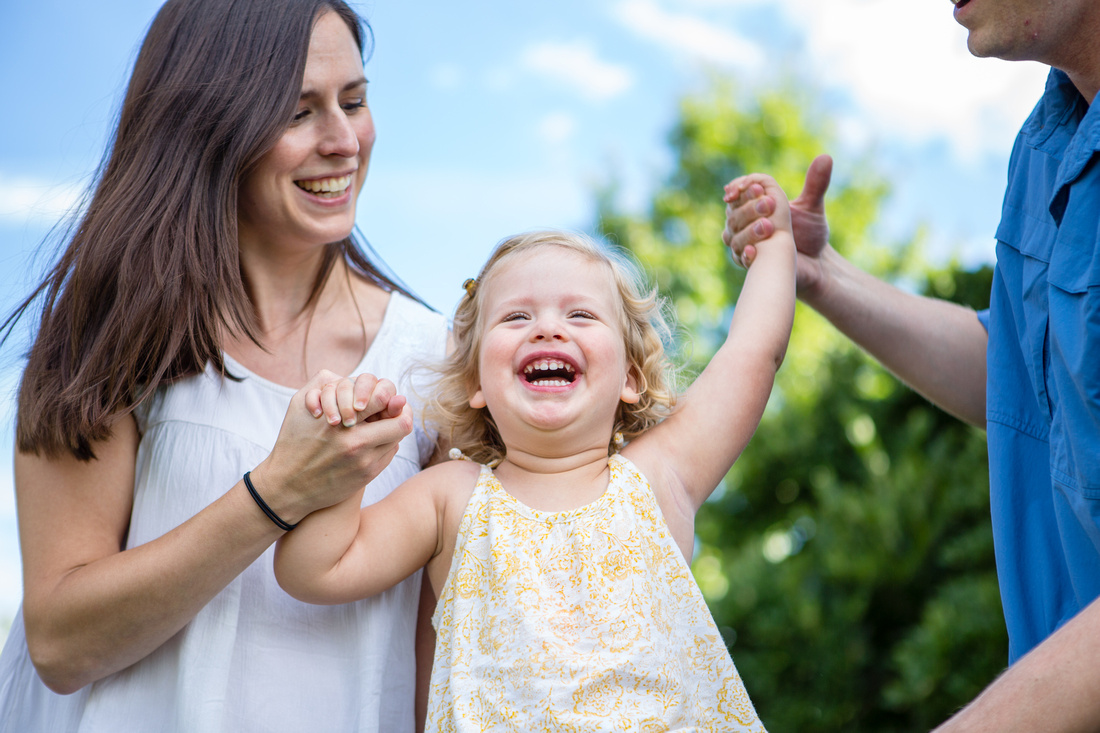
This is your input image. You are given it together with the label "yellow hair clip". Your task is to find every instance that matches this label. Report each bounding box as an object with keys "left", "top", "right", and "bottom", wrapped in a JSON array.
[{"left": 462, "top": 278, "right": 478, "bottom": 297}]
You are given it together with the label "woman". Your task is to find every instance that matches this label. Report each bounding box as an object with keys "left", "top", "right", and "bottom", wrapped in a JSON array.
[{"left": 0, "top": 1, "right": 446, "bottom": 731}]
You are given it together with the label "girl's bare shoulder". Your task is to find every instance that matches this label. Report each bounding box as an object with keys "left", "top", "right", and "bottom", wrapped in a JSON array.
[
  {"left": 419, "top": 456, "right": 483, "bottom": 483},
  {"left": 406, "top": 456, "right": 483, "bottom": 505}
]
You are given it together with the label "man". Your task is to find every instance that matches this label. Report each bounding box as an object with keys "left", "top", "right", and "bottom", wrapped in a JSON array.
[{"left": 725, "top": 1, "right": 1100, "bottom": 730}]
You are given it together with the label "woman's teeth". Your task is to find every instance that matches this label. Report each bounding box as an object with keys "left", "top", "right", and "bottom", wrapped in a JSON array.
[{"left": 295, "top": 174, "right": 353, "bottom": 197}]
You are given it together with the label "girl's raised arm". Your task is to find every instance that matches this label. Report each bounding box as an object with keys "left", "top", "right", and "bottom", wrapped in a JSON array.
[{"left": 631, "top": 174, "right": 796, "bottom": 510}]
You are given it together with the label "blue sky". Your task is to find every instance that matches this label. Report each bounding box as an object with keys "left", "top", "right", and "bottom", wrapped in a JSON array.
[{"left": 0, "top": 1, "right": 1049, "bottom": 635}]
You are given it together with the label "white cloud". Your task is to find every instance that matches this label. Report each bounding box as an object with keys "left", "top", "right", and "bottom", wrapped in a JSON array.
[
  {"left": 613, "top": 0, "right": 764, "bottom": 70},
  {"left": 428, "top": 63, "right": 462, "bottom": 91},
  {"left": 0, "top": 174, "right": 83, "bottom": 226},
  {"left": 774, "top": 0, "right": 1049, "bottom": 157},
  {"left": 483, "top": 66, "right": 517, "bottom": 93},
  {"left": 521, "top": 41, "right": 634, "bottom": 101},
  {"left": 537, "top": 112, "right": 578, "bottom": 145},
  {"left": 670, "top": 0, "right": 766, "bottom": 6},
  {"left": 610, "top": 0, "right": 1047, "bottom": 157}
]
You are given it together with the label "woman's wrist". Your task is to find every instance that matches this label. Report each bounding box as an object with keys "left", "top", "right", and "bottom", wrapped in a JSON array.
[
  {"left": 243, "top": 472, "right": 298, "bottom": 531},
  {"left": 243, "top": 462, "right": 310, "bottom": 528}
]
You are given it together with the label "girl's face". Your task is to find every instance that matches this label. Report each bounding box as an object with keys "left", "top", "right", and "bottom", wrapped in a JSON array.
[
  {"left": 470, "top": 246, "right": 640, "bottom": 452},
  {"left": 237, "top": 10, "right": 374, "bottom": 257}
]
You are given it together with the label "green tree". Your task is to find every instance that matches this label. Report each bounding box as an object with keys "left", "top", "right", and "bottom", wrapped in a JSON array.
[{"left": 596, "top": 80, "right": 1006, "bottom": 732}]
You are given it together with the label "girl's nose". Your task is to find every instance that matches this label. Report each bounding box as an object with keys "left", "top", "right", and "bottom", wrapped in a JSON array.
[{"left": 532, "top": 318, "right": 567, "bottom": 341}]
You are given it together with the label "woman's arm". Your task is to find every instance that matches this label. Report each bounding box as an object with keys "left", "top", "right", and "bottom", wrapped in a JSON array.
[{"left": 17, "top": 372, "right": 412, "bottom": 694}]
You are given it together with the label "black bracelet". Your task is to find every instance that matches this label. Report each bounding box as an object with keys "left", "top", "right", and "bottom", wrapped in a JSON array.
[{"left": 243, "top": 471, "right": 298, "bottom": 531}]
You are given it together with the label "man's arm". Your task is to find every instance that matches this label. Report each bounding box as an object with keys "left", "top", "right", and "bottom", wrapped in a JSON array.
[
  {"left": 933, "top": 597, "right": 1100, "bottom": 732},
  {"left": 724, "top": 155, "right": 988, "bottom": 427},
  {"left": 795, "top": 242, "right": 988, "bottom": 427}
]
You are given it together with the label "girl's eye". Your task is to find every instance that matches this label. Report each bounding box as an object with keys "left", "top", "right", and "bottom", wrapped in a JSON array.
[
  {"left": 569, "top": 310, "right": 596, "bottom": 320},
  {"left": 502, "top": 312, "right": 529, "bottom": 323}
]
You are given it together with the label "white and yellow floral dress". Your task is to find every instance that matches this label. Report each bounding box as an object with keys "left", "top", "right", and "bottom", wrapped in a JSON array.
[{"left": 426, "top": 453, "right": 767, "bottom": 733}]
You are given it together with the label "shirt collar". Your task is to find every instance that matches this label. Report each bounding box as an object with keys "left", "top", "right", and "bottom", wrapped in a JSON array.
[{"left": 1020, "top": 68, "right": 1085, "bottom": 153}]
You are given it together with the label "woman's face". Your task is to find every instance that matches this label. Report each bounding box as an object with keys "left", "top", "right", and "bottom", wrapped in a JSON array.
[{"left": 238, "top": 10, "right": 374, "bottom": 257}]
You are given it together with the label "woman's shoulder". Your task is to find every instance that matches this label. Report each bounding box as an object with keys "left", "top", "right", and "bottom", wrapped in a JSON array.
[
  {"left": 385, "top": 290, "right": 447, "bottom": 333},
  {"left": 359, "top": 290, "right": 449, "bottom": 395},
  {"left": 134, "top": 359, "right": 291, "bottom": 449},
  {"left": 368, "top": 291, "right": 447, "bottom": 356}
]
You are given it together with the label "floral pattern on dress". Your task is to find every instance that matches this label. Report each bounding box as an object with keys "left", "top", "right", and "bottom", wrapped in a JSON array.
[{"left": 427, "top": 454, "right": 767, "bottom": 732}]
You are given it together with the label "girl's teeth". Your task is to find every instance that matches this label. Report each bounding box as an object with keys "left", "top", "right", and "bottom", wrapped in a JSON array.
[{"left": 523, "top": 360, "right": 574, "bottom": 374}]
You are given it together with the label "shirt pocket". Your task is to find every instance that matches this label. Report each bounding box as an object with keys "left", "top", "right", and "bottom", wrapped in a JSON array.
[
  {"left": 1046, "top": 218, "right": 1100, "bottom": 501},
  {"left": 994, "top": 209, "right": 1058, "bottom": 423}
]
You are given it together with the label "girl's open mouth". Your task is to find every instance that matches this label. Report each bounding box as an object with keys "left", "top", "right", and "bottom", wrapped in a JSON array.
[{"left": 523, "top": 358, "right": 577, "bottom": 387}]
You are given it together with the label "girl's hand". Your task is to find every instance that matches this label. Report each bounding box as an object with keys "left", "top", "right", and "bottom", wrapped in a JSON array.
[
  {"left": 305, "top": 372, "right": 407, "bottom": 428},
  {"left": 723, "top": 155, "right": 833, "bottom": 299},
  {"left": 250, "top": 370, "right": 413, "bottom": 524},
  {"left": 722, "top": 172, "right": 794, "bottom": 270}
]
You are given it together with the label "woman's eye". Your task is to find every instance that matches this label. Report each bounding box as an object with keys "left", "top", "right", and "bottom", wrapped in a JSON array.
[
  {"left": 343, "top": 99, "right": 367, "bottom": 112},
  {"left": 293, "top": 108, "right": 310, "bottom": 123}
]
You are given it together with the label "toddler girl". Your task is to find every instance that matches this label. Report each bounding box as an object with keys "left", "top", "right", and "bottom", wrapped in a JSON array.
[{"left": 275, "top": 174, "right": 794, "bottom": 732}]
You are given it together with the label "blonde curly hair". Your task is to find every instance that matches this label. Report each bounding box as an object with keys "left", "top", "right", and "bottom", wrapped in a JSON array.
[{"left": 425, "top": 230, "right": 679, "bottom": 465}]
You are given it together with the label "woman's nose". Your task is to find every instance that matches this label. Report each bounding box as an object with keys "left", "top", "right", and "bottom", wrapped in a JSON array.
[{"left": 319, "top": 111, "right": 360, "bottom": 158}]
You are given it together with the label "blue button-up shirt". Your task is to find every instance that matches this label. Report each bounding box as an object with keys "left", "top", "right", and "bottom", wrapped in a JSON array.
[{"left": 985, "top": 68, "right": 1100, "bottom": 662}]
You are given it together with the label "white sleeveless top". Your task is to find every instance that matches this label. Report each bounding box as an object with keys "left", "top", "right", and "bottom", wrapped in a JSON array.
[{"left": 0, "top": 292, "right": 448, "bottom": 733}]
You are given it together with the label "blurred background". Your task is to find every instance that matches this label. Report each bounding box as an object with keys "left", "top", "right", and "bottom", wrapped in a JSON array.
[{"left": 1, "top": 1, "right": 1044, "bottom": 728}]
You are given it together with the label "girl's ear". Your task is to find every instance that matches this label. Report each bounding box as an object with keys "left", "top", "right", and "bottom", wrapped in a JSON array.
[
  {"left": 620, "top": 366, "right": 642, "bottom": 405},
  {"left": 469, "top": 386, "right": 487, "bottom": 409}
]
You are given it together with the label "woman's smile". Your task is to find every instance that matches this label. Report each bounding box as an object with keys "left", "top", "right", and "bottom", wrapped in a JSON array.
[{"left": 294, "top": 173, "right": 355, "bottom": 198}]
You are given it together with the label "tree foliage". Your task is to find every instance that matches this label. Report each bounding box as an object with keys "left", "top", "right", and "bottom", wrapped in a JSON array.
[{"left": 596, "top": 79, "right": 1006, "bottom": 732}]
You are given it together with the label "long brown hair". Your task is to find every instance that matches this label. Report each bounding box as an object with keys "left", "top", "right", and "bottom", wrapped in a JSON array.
[{"left": 4, "top": 0, "right": 416, "bottom": 460}]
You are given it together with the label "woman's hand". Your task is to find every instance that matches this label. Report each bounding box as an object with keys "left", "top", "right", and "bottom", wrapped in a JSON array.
[
  {"left": 18, "top": 369, "right": 412, "bottom": 693},
  {"left": 305, "top": 371, "right": 407, "bottom": 428},
  {"left": 248, "top": 370, "right": 413, "bottom": 526}
]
